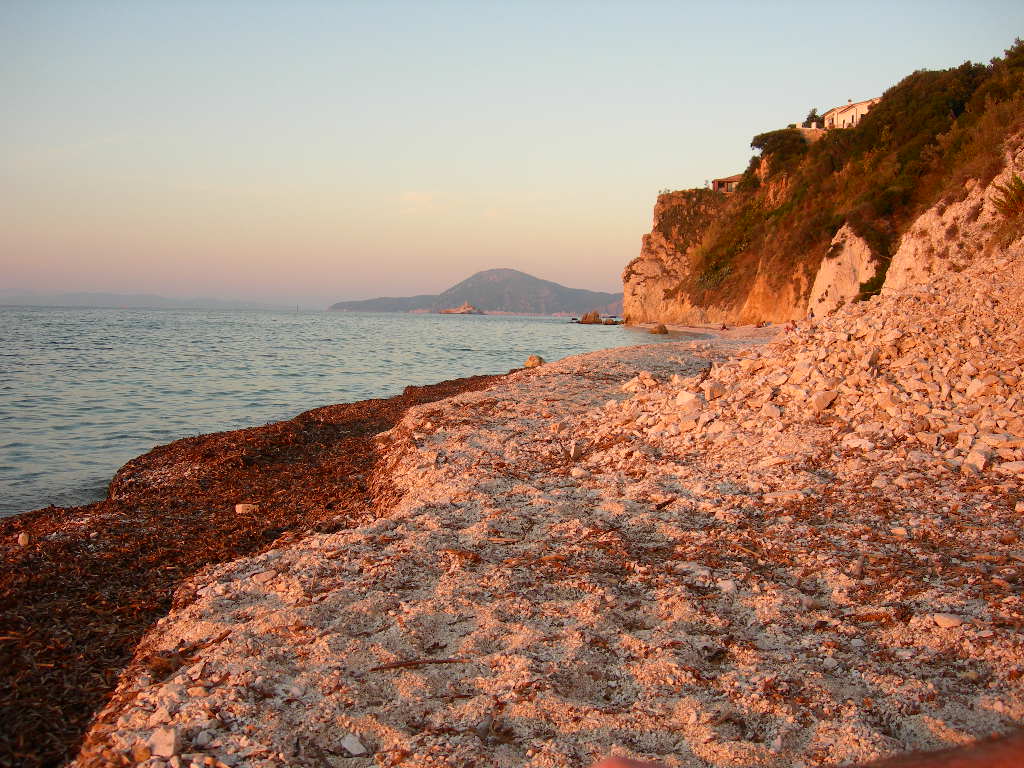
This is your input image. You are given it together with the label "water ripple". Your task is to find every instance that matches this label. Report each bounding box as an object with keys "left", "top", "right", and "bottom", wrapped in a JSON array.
[{"left": 0, "top": 306, "right": 690, "bottom": 516}]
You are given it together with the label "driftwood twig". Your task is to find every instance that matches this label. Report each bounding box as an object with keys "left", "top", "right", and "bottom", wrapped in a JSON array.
[{"left": 731, "top": 542, "right": 761, "bottom": 559}]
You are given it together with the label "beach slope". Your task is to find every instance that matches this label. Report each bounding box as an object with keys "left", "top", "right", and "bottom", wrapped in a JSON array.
[{"left": 74, "top": 242, "right": 1023, "bottom": 767}]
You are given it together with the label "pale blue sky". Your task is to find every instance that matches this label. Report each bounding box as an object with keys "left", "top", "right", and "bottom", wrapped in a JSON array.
[{"left": 2, "top": 1, "right": 1020, "bottom": 306}]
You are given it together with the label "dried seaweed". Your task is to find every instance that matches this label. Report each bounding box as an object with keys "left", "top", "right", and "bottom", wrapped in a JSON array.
[{"left": 0, "top": 372, "right": 503, "bottom": 768}]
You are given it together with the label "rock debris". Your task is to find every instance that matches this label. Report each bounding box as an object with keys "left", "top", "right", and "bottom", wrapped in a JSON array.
[{"left": 75, "top": 245, "right": 1023, "bottom": 767}]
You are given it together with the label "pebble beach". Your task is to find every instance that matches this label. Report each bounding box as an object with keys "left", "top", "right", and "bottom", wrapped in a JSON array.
[{"left": 67, "top": 246, "right": 1024, "bottom": 767}]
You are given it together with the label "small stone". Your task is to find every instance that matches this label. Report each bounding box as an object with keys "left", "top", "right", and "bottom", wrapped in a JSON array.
[
  {"left": 964, "top": 450, "right": 988, "bottom": 473},
  {"left": 965, "top": 379, "right": 988, "bottom": 399},
  {"left": 809, "top": 390, "right": 838, "bottom": 413},
  {"left": 649, "top": 323, "right": 668, "bottom": 334},
  {"left": 193, "top": 730, "right": 214, "bottom": 748},
  {"left": 848, "top": 556, "right": 865, "bottom": 578},
  {"left": 932, "top": 613, "right": 965, "bottom": 629},
  {"left": 474, "top": 715, "right": 494, "bottom": 739},
  {"left": 234, "top": 503, "right": 258, "bottom": 515},
  {"left": 995, "top": 461, "right": 1024, "bottom": 476},
  {"left": 340, "top": 733, "right": 368, "bottom": 757},
  {"left": 523, "top": 354, "right": 545, "bottom": 368},
  {"left": 763, "top": 489, "right": 805, "bottom": 504},
  {"left": 16, "top": 532, "right": 30, "bottom": 547},
  {"left": 132, "top": 743, "right": 152, "bottom": 762},
  {"left": 569, "top": 467, "right": 590, "bottom": 479},
  {"left": 675, "top": 390, "right": 701, "bottom": 409},
  {"left": 147, "top": 706, "right": 171, "bottom": 728},
  {"left": 149, "top": 727, "right": 181, "bottom": 758},
  {"left": 716, "top": 579, "right": 737, "bottom": 594},
  {"left": 702, "top": 380, "right": 726, "bottom": 401},
  {"left": 842, "top": 435, "right": 875, "bottom": 451}
]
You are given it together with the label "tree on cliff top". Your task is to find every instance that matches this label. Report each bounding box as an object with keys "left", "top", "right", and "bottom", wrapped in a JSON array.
[
  {"left": 749, "top": 127, "right": 808, "bottom": 171},
  {"left": 683, "top": 38, "right": 1024, "bottom": 307}
]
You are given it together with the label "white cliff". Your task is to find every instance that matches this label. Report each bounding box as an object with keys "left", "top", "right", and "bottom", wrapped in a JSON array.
[
  {"left": 806, "top": 225, "right": 877, "bottom": 318},
  {"left": 884, "top": 136, "right": 1024, "bottom": 294}
]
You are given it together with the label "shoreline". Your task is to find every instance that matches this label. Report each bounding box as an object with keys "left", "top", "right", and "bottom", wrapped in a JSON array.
[
  {"left": 0, "top": 321, "right": 709, "bottom": 524},
  {"left": 69, "top": 337, "right": 756, "bottom": 768},
  {"left": 66, "top": 252, "right": 1024, "bottom": 768},
  {"left": 0, "top": 371, "right": 505, "bottom": 768},
  {"left": 0, "top": 311, "right": 691, "bottom": 523}
]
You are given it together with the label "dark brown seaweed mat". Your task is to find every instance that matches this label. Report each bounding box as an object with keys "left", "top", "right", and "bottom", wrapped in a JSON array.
[{"left": 0, "top": 372, "right": 503, "bottom": 768}]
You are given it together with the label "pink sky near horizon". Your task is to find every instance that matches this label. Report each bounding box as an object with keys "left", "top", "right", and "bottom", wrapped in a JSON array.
[{"left": 2, "top": 2, "right": 1021, "bottom": 308}]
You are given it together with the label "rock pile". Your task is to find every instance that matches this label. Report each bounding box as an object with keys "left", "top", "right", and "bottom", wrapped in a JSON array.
[
  {"left": 75, "top": 245, "right": 1023, "bottom": 768},
  {"left": 613, "top": 250, "right": 1024, "bottom": 480}
]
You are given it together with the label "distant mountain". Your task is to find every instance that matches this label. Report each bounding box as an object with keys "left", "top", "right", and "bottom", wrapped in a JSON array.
[
  {"left": 0, "top": 292, "right": 302, "bottom": 311},
  {"left": 329, "top": 269, "right": 623, "bottom": 315},
  {"left": 324, "top": 293, "right": 438, "bottom": 313}
]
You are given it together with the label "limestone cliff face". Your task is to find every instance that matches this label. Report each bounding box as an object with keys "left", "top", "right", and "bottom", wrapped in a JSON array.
[
  {"left": 622, "top": 182, "right": 810, "bottom": 326},
  {"left": 621, "top": 190, "right": 726, "bottom": 325},
  {"left": 807, "top": 225, "right": 877, "bottom": 318},
  {"left": 624, "top": 130, "right": 1024, "bottom": 326},
  {"left": 733, "top": 264, "right": 811, "bottom": 325},
  {"left": 621, "top": 45, "right": 1024, "bottom": 327},
  {"left": 883, "top": 137, "right": 1024, "bottom": 295}
]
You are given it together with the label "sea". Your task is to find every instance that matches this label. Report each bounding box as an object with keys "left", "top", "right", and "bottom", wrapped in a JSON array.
[{"left": 0, "top": 306, "right": 695, "bottom": 517}]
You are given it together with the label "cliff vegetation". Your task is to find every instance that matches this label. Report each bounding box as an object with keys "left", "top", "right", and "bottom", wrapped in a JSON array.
[{"left": 625, "top": 39, "right": 1024, "bottom": 324}]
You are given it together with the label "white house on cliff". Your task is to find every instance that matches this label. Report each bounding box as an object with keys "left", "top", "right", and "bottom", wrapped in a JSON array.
[
  {"left": 712, "top": 95, "right": 882, "bottom": 195},
  {"left": 822, "top": 97, "right": 880, "bottom": 129}
]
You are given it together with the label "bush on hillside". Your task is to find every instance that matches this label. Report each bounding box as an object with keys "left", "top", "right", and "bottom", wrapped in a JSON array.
[
  {"left": 994, "top": 174, "right": 1024, "bottom": 219},
  {"left": 678, "top": 38, "right": 1024, "bottom": 310},
  {"left": 750, "top": 128, "right": 808, "bottom": 170}
]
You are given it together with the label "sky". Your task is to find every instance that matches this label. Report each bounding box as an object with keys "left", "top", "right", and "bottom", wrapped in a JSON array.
[{"left": 2, "top": 1, "right": 1021, "bottom": 307}]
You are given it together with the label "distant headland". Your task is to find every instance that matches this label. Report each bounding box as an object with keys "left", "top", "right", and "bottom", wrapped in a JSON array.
[{"left": 329, "top": 268, "right": 623, "bottom": 316}]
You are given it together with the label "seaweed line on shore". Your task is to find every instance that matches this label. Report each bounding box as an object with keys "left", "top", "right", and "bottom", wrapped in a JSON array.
[{"left": 0, "top": 372, "right": 504, "bottom": 768}]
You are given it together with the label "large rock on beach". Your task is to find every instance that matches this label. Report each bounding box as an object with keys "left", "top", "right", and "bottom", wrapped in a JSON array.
[{"left": 523, "top": 354, "right": 545, "bottom": 368}]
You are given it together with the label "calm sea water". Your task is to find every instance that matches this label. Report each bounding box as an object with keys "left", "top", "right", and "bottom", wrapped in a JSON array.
[{"left": 0, "top": 306, "right": 692, "bottom": 517}]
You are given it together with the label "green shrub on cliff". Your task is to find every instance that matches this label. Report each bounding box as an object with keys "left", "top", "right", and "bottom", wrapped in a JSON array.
[
  {"left": 681, "top": 39, "right": 1024, "bottom": 310},
  {"left": 652, "top": 189, "right": 726, "bottom": 249},
  {"left": 992, "top": 172, "right": 1024, "bottom": 247},
  {"left": 751, "top": 128, "right": 809, "bottom": 171},
  {"left": 994, "top": 174, "right": 1024, "bottom": 218}
]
